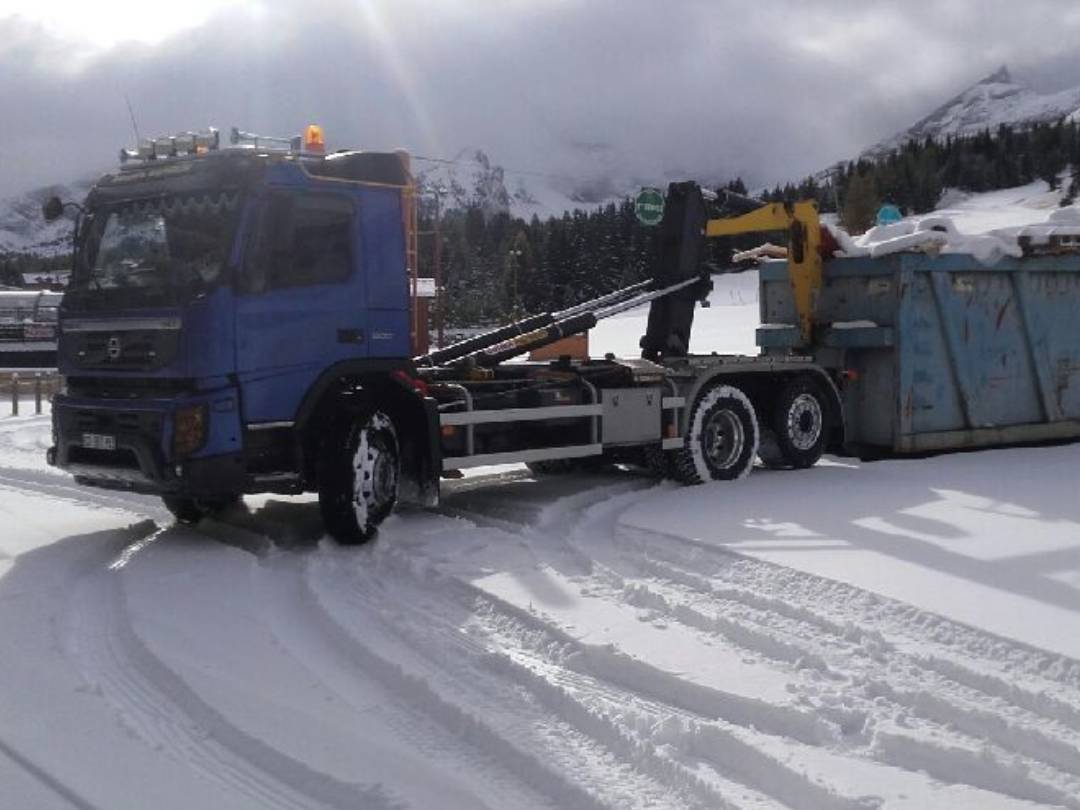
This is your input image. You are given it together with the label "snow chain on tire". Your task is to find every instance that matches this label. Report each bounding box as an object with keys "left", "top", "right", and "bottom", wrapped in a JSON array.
[
  {"left": 670, "top": 384, "right": 759, "bottom": 484},
  {"left": 319, "top": 409, "right": 400, "bottom": 545},
  {"left": 641, "top": 443, "right": 675, "bottom": 479}
]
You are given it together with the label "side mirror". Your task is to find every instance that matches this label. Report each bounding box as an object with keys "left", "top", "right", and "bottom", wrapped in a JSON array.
[{"left": 42, "top": 196, "right": 65, "bottom": 222}]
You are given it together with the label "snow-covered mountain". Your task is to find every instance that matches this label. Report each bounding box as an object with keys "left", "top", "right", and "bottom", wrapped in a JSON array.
[
  {"left": 412, "top": 148, "right": 627, "bottom": 223},
  {"left": 865, "top": 66, "right": 1080, "bottom": 158},
  {"left": 0, "top": 179, "right": 93, "bottom": 257}
]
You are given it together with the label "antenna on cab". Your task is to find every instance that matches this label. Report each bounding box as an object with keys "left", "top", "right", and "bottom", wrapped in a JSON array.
[{"left": 124, "top": 93, "right": 142, "bottom": 144}]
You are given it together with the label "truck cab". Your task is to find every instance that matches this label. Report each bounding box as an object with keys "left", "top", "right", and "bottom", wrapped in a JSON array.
[{"left": 48, "top": 130, "right": 440, "bottom": 536}]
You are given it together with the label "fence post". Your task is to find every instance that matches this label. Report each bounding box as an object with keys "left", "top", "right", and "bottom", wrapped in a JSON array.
[
  {"left": 35, "top": 373, "right": 43, "bottom": 415},
  {"left": 11, "top": 372, "right": 18, "bottom": 416}
]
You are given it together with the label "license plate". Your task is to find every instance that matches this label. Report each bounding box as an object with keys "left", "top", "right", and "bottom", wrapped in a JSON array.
[
  {"left": 24, "top": 324, "right": 55, "bottom": 339},
  {"left": 82, "top": 433, "right": 116, "bottom": 451}
]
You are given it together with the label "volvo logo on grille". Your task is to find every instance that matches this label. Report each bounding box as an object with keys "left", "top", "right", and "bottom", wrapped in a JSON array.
[{"left": 106, "top": 335, "right": 122, "bottom": 361}]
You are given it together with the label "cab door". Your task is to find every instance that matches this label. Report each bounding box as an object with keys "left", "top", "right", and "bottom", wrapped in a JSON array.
[{"left": 234, "top": 190, "right": 368, "bottom": 423}]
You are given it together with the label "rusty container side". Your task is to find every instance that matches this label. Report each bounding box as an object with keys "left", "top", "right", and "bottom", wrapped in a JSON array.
[{"left": 757, "top": 253, "right": 1080, "bottom": 453}]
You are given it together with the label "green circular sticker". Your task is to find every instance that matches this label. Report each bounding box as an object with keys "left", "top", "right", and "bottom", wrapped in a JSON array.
[{"left": 634, "top": 187, "right": 665, "bottom": 226}]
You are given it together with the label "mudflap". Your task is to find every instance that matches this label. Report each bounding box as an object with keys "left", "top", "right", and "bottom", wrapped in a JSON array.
[{"left": 398, "top": 396, "right": 441, "bottom": 508}]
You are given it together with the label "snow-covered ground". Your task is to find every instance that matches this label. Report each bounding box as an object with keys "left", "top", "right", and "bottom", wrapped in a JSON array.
[
  {"left": 3, "top": 185, "right": 1080, "bottom": 809},
  {"left": 934, "top": 181, "right": 1070, "bottom": 234}
]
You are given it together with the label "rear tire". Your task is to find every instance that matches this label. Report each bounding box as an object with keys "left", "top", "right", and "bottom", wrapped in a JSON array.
[
  {"left": 756, "top": 431, "right": 786, "bottom": 469},
  {"left": 763, "top": 376, "right": 828, "bottom": 469},
  {"left": 641, "top": 444, "right": 675, "bottom": 479},
  {"left": 670, "top": 384, "right": 758, "bottom": 484},
  {"left": 318, "top": 409, "right": 400, "bottom": 545}
]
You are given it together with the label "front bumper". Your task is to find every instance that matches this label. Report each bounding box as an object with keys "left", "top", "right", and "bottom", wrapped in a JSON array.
[{"left": 49, "top": 391, "right": 246, "bottom": 496}]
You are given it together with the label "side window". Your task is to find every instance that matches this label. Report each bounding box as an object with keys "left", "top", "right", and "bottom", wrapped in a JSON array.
[{"left": 244, "top": 193, "right": 355, "bottom": 292}]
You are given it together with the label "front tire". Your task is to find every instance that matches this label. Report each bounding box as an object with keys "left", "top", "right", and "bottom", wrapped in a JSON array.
[
  {"left": 319, "top": 409, "right": 400, "bottom": 545},
  {"left": 670, "top": 384, "right": 759, "bottom": 484}
]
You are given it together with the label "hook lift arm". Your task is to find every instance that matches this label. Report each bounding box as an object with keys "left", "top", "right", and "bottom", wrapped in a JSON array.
[{"left": 705, "top": 196, "right": 823, "bottom": 347}]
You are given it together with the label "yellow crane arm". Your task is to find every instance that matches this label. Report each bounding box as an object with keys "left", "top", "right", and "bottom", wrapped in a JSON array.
[{"left": 705, "top": 200, "right": 822, "bottom": 346}]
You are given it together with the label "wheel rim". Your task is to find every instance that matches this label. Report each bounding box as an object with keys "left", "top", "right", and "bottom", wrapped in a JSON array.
[
  {"left": 368, "top": 437, "right": 398, "bottom": 507},
  {"left": 787, "top": 393, "right": 823, "bottom": 451},
  {"left": 702, "top": 408, "right": 744, "bottom": 470},
  {"left": 352, "top": 413, "right": 399, "bottom": 519}
]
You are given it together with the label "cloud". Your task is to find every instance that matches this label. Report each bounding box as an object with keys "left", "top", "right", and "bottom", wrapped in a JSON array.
[{"left": 2, "top": 0, "right": 1080, "bottom": 197}]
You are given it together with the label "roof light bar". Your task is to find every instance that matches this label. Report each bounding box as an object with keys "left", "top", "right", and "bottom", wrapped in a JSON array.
[
  {"left": 117, "top": 123, "right": 327, "bottom": 163},
  {"left": 230, "top": 124, "right": 327, "bottom": 155},
  {"left": 119, "top": 127, "right": 220, "bottom": 163},
  {"left": 229, "top": 127, "right": 295, "bottom": 149},
  {"left": 153, "top": 137, "right": 174, "bottom": 159}
]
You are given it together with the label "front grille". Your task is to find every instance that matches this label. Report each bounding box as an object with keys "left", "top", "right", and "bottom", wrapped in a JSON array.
[
  {"left": 67, "top": 376, "right": 193, "bottom": 399},
  {"left": 83, "top": 334, "right": 156, "bottom": 364},
  {"left": 65, "top": 329, "right": 179, "bottom": 371}
]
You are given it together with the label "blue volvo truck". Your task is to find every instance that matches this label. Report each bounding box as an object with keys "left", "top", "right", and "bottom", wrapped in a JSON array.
[{"left": 44, "top": 126, "right": 844, "bottom": 543}]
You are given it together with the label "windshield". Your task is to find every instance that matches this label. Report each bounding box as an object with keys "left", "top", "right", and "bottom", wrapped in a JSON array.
[{"left": 71, "top": 192, "right": 241, "bottom": 304}]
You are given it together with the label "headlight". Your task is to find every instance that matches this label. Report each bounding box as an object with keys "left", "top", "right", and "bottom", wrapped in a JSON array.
[{"left": 173, "top": 404, "right": 208, "bottom": 458}]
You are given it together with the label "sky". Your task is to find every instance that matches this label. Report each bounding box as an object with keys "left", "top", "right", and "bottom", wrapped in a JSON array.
[{"left": 3, "top": 0, "right": 1080, "bottom": 199}]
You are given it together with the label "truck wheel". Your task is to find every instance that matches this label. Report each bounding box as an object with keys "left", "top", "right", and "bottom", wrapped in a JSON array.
[
  {"left": 756, "top": 432, "right": 786, "bottom": 469},
  {"left": 641, "top": 444, "right": 675, "bottom": 479},
  {"left": 670, "top": 384, "right": 758, "bottom": 484},
  {"left": 763, "top": 377, "right": 827, "bottom": 469},
  {"left": 319, "top": 410, "right": 400, "bottom": 545}
]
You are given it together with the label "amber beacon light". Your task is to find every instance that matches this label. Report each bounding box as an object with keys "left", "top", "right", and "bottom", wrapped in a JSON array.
[{"left": 304, "top": 124, "right": 325, "bottom": 153}]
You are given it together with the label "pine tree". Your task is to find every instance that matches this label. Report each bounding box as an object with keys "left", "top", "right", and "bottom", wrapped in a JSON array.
[{"left": 841, "top": 172, "right": 880, "bottom": 234}]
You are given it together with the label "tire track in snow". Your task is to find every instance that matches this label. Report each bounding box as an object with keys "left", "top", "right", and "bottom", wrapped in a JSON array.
[
  {"left": 61, "top": 522, "right": 402, "bottom": 810},
  {"left": 618, "top": 569, "right": 1080, "bottom": 807},
  {"left": 437, "top": 499, "right": 839, "bottom": 747},
  {"left": 250, "top": 549, "right": 583, "bottom": 810},
  {"left": 206, "top": 503, "right": 650, "bottom": 809},
  {"left": 299, "top": 549, "right": 721, "bottom": 810},
  {"left": 616, "top": 554, "right": 1080, "bottom": 754},
  {"left": 618, "top": 523, "right": 1080, "bottom": 725},
  {"left": 365, "top": 514, "right": 880, "bottom": 810},
  {"left": 463, "top": 591, "right": 875, "bottom": 810},
  {"left": 443, "top": 479, "right": 1080, "bottom": 809},
  {"left": 608, "top": 525, "right": 1080, "bottom": 807},
  {"left": 0, "top": 470, "right": 166, "bottom": 521},
  {"left": 617, "top": 523, "right": 1080, "bottom": 699},
  {"left": 0, "top": 735, "right": 100, "bottom": 810}
]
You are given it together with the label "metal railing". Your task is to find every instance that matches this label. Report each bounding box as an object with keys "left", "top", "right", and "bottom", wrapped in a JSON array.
[{"left": 0, "top": 370, "right": 61, "bottom": 416}]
